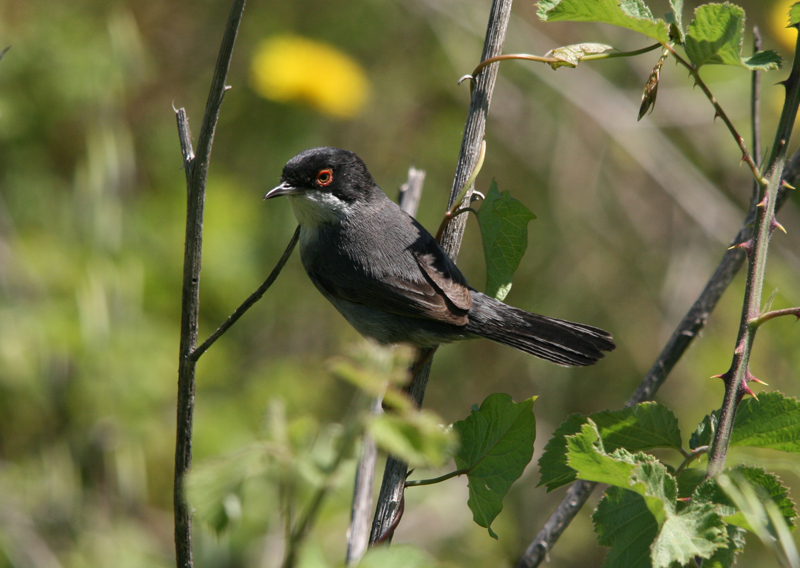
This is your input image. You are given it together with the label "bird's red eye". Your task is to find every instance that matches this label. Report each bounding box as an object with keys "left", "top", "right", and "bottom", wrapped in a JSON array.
[{"left": 316, "top": 168, "right": 334, "bottom": 186}]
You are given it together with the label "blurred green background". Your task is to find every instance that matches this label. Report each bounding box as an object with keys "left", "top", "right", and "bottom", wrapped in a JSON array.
[{"left": 1, "top": 0, "right": 800, "bottom": 566}]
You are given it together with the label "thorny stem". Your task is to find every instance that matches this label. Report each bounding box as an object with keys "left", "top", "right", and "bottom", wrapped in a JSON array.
[
  {"left": 707, "top": 25, "right": 800, "bottom": 478},
  {"left": 665, "top": 44, "right": 767, "bottom": 187}
]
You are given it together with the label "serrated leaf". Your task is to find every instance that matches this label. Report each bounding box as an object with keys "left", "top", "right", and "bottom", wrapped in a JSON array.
[
  {"left": 538, "top": 403, "right": 681, "bottom": 492},
  {"left": 565, "top": 422, "right": 675, "bottom": 525},
  {"left": 684, "top": 3, "right": 782, "bottom": 71},
  {"left": 538, "top": 413, "right": 588, "bottom": 490},
  {"left": 730, "top": 391, "right": 800, "bottom": 453},
  {"left": 594, "top": 487, "right": 658, "bottom": 568},
  {"left": 592, "top": 402, "right": 683, "bottom": 453},
  {"left": 476, "top": 181, "right": 536, "bottom": 301},
  {"left": 571, "top": 421, "right": 726, "bottom": 567},
  {"left": 537, "top": 0, "right": 670, "bottom": 44},
  {"left": 369, "top": 410, "right": 457, "bottom": 468},
  {"left": 650, "top": 500, "right": 727, "bottom": 568},
  {"left": 695, "top": 465, "right": 797, "bottom": 531},
  {"left": 544, "top": 42, "right": 613, "bottom": 69},
  {"left": 704, "top": 524, "right": 747, "bottom": 568},
  {"left": 453, "top": 393, "right": 537, "bottom": 538},
  {"left": 790, "top": 4, "right": 800, "bottom": 27}
]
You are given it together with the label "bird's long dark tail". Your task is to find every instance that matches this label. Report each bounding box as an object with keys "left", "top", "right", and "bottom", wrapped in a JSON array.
[{"left": 465, "top": 292, "right": 615, "bottom": 366}]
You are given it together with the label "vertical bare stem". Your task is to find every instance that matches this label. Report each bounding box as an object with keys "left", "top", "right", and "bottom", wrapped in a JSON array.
[
  {"left": 173, "top": 1, "right": 246, "bottom": 566},
  {"left": 369, "top": 0, "right": 514, "bottom": 545}
]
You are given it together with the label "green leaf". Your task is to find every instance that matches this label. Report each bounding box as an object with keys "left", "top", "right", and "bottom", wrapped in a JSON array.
[
  {"left": 650, "top": 500, "right": 727, "bottom": 568},
  {"left": 369, "top": 410, "right": 457, "bottom": 468},
  {"left": 684, "top": 3, "right": 781, "bottom": 71},
  {"left": 690, "top": 413, "right": 716, "bottom": 450},
  {"left": 538, "top": 413, "right": 587, "bottom": 490},
  {"left": 730, "top": 391, "right": 800, "bottom": 452},
  {"left": 537, "top": 0, "right": 670, "bottom": 44},
  {"left": 476, "top": 181, "right": 536, "bottom": 301},
  {"left": 591, "top": 402, "right": 683, "bottom": 453},
  {"left": 593, "top": 487, "right": 658, "bottom": 568},
  {"left": 544, "top": 42, "right": 613, "bottom": 69},
  {"left": 704, "top": 524, "right": 746, "bottom": 568},
  {"left": 694, "top": 465, "right": 797, "bottom": 531},
  {"left": 569, "top": 421, "right": 727, "bottom": 566},
  {"left": 677, "top": 467, "right": 707, "bottom": 499},
  {"left": 538, "top": 403, "right": 682, "bottom": 491},
  {"left": 790, "top": 3, "right": 800, "bottom": 27},
  {"left": 453, "top": 393, "right": 537, "bottom": 538},
  {"left": 667, "top": 0, "right": 685, "bottom": 43}
]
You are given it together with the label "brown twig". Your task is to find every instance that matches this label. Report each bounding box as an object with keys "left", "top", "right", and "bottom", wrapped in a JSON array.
[
  {"left": 189, "top": 226, "right": 300, "bottom": 361},
  {"left": 345, "top": 167, "right": 426, "bottom": 566},
  {"left": 369, "top": 0, "right": 515, "bottom": 545},
  {"left": 173, "top": 1, "right": 246, "bottom": 567}
]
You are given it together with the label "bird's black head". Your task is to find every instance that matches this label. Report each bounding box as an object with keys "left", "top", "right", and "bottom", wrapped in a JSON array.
[{"left": 265, "top": 147, "right": 378, "bottom": 204}]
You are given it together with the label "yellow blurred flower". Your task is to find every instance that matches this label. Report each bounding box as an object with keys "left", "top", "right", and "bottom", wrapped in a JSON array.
[
  {"left": 770, "top": 0, "right": 799, "bottom": 51},
  {"left": 250, "top": 35, "right": 370, "bottom": 119}
]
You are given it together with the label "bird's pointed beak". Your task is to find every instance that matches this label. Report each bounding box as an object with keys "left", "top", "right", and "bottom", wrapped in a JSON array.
[{"left": 264, "top": 181, "right": 298, "bottom": 200}]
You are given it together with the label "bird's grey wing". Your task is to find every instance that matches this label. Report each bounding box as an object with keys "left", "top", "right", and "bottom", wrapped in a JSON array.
[{"left": 306, "top": 211, "right": 471, "bottom": 326}]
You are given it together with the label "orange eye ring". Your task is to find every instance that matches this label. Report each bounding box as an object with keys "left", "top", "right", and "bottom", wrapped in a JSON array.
[{"left": 316, "top": 168, "right": 334, "bottom": 186}]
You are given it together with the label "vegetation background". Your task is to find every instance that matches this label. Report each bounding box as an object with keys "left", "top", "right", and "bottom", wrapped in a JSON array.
[{"left": 1, "top": 0, "right": 799, "bottom": 566}]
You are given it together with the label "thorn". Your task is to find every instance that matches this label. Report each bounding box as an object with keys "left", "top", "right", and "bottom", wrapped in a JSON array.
[
  {"left": 728, "top": 239, "right": 753, "bottom": 255},
  {"left": 734, "top": 340, "right": 745, "bottom": 355},
  {"left": 741, "top": 381, "right": 759, "bottom": 400},
  {"left": 710, "top": 373, "right": 725, "bottom": 379},
  {"left": 771, "top": 218, "right": 787, "bottom": 234},
  {"left": 746, "top": 370, "right": 767, "bottom": 386},
  {"left": 757, "top": 194, "right": 768, "bottom": 208},
  {"left": 782, "top": 180, "right": 796, "bottom": 191},
  {"left": 714, "top": 110, "right": 721, "bottom": 122}
]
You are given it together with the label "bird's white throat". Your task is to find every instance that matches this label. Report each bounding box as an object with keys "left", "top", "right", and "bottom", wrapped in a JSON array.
[{"left": 287, "top": 190, "right": 354, "bottom": 228}]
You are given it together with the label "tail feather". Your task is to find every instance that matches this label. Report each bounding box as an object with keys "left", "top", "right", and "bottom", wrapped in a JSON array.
[{"left": 465, "top": 292, "right": 616, "bottom": 366}]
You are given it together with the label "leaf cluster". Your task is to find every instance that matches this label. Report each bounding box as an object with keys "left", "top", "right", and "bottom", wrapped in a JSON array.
[{"left": 538, "top": 395, "right": 800, "bottom": 567}]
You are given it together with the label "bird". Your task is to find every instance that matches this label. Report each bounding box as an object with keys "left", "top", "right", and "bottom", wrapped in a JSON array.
[{"left": 264, "top": 147, "right": 615, "bottom": 366}]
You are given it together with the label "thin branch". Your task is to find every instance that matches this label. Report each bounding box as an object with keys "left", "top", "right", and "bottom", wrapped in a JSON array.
[
  {"left": 665, "top": 44, "right": 766, "bottom": 187},
  {"left": 465, "top": 42, "right": 661, "bottom": 79},
  {"left": 189, "top": 226, "right": 300, "bottom": 361},
  {"left": 750, "top": 307, "right": 800, "bottom": 327},
  {"left": 405, "top": 468, "right": 470, "bottom": 487},
  {"left": 370, "top": 0, "right": 514, "bottom": 545},
  {"left": 173, "top": 1, "right": 246, "bottom": 567}
]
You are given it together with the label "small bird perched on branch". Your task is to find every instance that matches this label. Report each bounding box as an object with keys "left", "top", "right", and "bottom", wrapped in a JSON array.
[{"left": 265, "top": 147, "right": 615, "bottom": 366}]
